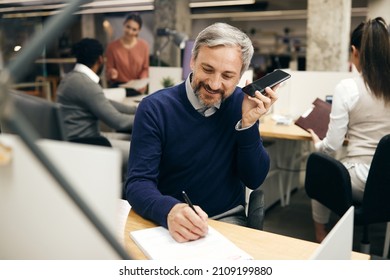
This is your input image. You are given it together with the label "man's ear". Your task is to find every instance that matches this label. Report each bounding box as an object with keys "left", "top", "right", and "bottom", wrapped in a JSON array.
[{"left": 190, "top": 56, "right": 194, "bottom": 71}]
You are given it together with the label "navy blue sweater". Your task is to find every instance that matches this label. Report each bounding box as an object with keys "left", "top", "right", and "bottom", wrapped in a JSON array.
[{"left": 125, "top": 82, "right": 270, "bottom": 227}]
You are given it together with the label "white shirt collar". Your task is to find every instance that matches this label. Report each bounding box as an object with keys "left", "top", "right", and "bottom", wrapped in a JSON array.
[
  {"left": 73, "top": 63, "right": 100, "bottom": 84},
  {"left": 185, "top": 73, "right": 203, "bottom": 110}
]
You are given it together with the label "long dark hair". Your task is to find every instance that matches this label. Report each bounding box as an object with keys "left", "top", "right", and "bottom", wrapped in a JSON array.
[{"left": 351, "top": 17, "right": 390, "bottom": 105}]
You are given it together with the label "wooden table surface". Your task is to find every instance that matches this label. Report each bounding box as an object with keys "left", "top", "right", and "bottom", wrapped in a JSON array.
[
  {"left": 123, "top": 210, "right": 369, "bottom": 260},
  {"left": 259, "top": 115, "right": 312, "bottom": 141}
]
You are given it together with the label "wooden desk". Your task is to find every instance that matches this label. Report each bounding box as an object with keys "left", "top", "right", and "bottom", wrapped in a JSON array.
[
  {"left": 123, "top": 210, "right": 369, "bottom": 260},
  {"left": 259, "top": 115, "right": 311, "bottom": 141},
  {"left": 259, "top": 115, "right": 312, "bottom": 206},
  {"left": 35, "top": 58, "right": 76, "bottom": 64},
  {"left": 12, "top": 81, "right": 51, "bottom": 100},
  {"left": 35, "top": 57, "right": 76, "bottom": 78}
]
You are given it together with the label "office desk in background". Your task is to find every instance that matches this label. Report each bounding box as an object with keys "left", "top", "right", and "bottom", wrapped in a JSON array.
[
  {"left": 123, "top": 209, "right": 369, "bottom": 260},
  {"left": 258, "top": 115, "right": 312, "bottom": 207},
  {"left": 260, "top": 115, "right": 311, "bottom": 141},
  {"left": 35, "top": 57, "right": 77, "bottom": 101},
  {"left": 35, "top": 57, "right": 76, "bottom": 77}
]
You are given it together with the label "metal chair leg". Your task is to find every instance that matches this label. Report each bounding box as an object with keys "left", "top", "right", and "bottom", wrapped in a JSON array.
[
  {"left": 360, "top": 225, "right": 371, "bottom": 254},
  {"left": 383, "top": 222, "right": 390, "bottom": 258}
]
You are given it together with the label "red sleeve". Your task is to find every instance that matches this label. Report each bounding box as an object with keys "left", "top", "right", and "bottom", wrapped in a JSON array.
[
  {"left": 139, "top": 41, "right": 149, "bottom": 79},
  {"left": 105, "top": 42, "right": 116, "bottom": 81}
]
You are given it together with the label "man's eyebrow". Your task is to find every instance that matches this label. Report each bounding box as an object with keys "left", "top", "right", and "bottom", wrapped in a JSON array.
[
  {"left": 200, "top": 63, "right": 238, "bottom": 75},
  {"left": 200, "top": 62, "right": 213, "bottom": 68}
]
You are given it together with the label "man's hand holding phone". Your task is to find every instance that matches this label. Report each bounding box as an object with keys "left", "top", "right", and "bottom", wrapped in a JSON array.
[
  {"left": 241, "top": 86, "right": 278, "bottom": 128},
  {"left": 241, "top": 69, "right": 290, "bottom": 128},
  {"left": 242, "top": 69, "right": 290, "bottom": 97}
]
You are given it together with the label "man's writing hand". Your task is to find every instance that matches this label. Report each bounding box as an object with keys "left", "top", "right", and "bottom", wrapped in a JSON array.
[{"left": 167, "top": 203, "right": 208, "bottom": 243}]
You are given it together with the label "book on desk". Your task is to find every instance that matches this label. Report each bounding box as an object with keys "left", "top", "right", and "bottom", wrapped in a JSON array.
[{"left": 295, "top": 98, "right": 331, "bottom": 140}]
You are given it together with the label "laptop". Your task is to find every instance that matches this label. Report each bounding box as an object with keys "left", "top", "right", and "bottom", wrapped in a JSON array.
[
  {"left": 310, "top": 206, "right": 354, "bottom": 260},
  {"left": 0, "top": 134, "right": 123, "bottom": 259}
]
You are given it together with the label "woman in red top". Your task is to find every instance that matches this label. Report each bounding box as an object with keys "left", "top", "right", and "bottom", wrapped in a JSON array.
[{"left": 105, "top": 13, "right": 149, "bottom": 95}]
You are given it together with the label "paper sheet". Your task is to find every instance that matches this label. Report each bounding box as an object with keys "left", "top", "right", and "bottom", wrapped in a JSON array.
[
  {"left": 116, "top": 199, "right": 131, "bottom": 246},
  {"left": 119, "top": 78, "right": 149, "bottom": 90},
  {"left": 130, "top": 225, "right": 253, "bottom": 260}
]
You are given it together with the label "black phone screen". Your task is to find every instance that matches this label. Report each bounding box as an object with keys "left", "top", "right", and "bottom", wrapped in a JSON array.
[{"left": 242, "top": 69, "right": 291, "bottom": 97}]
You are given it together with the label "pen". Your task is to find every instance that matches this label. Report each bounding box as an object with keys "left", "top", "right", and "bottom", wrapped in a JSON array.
[{"left": 182, "top": 190, "right": 199, "bottom": 215}]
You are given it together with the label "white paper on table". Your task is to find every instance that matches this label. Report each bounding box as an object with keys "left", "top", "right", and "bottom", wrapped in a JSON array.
[
  {"left": 116, "top": 199, "right": 131, "bottom": 246},
  {"left": 130, "top": 225, "right": 253, "bottom": 260},
  {"left": 119, "top": 78, "right": 149, "bottom": 90}
]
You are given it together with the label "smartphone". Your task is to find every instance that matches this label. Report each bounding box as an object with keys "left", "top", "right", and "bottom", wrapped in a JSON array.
[{"left": 242, "top": 69, "right": 291, "bottom": 97}]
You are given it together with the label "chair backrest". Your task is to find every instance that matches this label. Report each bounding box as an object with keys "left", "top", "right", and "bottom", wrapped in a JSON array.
[
  {"left": 305, "top": 152, "right": 353, "bottom": 217},
  {"left": 356, "top": 134, "right": 390, "bottom": 225},
  {"left": 1, "top": 90, "right": 66, "bottom": 141},
  {"left": 247, "top": 188, "right": 265, "bottom": 230}
]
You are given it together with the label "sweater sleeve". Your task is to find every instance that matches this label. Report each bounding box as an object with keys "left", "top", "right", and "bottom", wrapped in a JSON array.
[
  {"left": 82, "top": 86, "right": 134, "bottom": 132},
  {"left": 139, "top": 42, "right": 149, "bottom": 79},
  {"left": 316, "top": 79, "right": 357, "bottom": 154},
  {"left": 110, "top": 100, "right": 137, "bottom": 115},
  {"left": 125, "top": 99, "right": 180, "bottom": 228},
  {"left": 236, "top": 121, "right": 270, "bottom": 190}
]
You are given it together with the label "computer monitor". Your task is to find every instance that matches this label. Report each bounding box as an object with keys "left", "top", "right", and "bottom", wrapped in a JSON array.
[{"left": 1, "top": 90, "right": 66, "bottom": 141}]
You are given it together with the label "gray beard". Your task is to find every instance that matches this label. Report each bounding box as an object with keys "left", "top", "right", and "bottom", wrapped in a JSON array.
[{"left": 193, "top": 83, "right": 225, "bottom": 108}]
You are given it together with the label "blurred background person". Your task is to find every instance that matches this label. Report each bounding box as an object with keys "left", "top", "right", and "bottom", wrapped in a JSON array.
[
  {"left": 57, "top": 38, "right": 136, "bottom": 180},
  {"left": 308, "top": 17, "right": 390, "bottom": 243},
  {"left": 105, "top": 12, "right": 149, "bottom": 96}
]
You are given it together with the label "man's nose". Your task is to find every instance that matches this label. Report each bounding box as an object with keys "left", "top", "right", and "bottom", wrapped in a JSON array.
[{"left": 208, "top": 74, "right": 222, "bottom": 90}]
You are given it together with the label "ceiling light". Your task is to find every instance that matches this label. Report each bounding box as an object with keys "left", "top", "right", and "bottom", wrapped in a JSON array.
[
  {"left": 78, "top": 5, "right": 154, "bottom": 14},
  {"left": 81, "top": 0, "right": 153, "bottom": 8},
  {"left": 190, "top": 0, "right": 255, "bottom": 8},
  {"left": 0, "top": 4, "right": 64, "bottom": 13}
]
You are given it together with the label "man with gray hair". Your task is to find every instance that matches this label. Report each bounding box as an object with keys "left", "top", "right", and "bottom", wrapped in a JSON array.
[{"left": 125, "top": 23, "right": 278, "bottom": 242}]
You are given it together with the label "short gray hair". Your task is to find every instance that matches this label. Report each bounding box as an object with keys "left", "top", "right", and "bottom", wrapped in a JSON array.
[{"left": 192, "top": 22, "right": 254, "bottom": 76}]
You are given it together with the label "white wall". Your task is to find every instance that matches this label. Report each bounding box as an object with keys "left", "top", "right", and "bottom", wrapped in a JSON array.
[{"left": 273, "top": 69, "right": 358, "bottom": 119}]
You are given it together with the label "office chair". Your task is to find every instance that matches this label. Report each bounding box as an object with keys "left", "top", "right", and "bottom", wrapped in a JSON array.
[
  {"left": 1, "top": 89, "right": 66, "bottom": 141},
  {"left": 247, "top": 188, "right": 265, "bottom": 230},
  {"left": 1, "top": 90, "right": 112, "bottom": 147},
  {"left": 304, "top": 134, "right": 390, "bottom": 258}
]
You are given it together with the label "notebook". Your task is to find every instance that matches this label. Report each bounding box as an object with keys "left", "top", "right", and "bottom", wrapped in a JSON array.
[
  {"left": 295, "top": 97, "right": 331, "bottom": 139},
  {"left": 310, "top": 206, "right": 354, "bottom": 260},
  {"left": 130, "top": 225, "right": 253, "bottom": 260}
]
